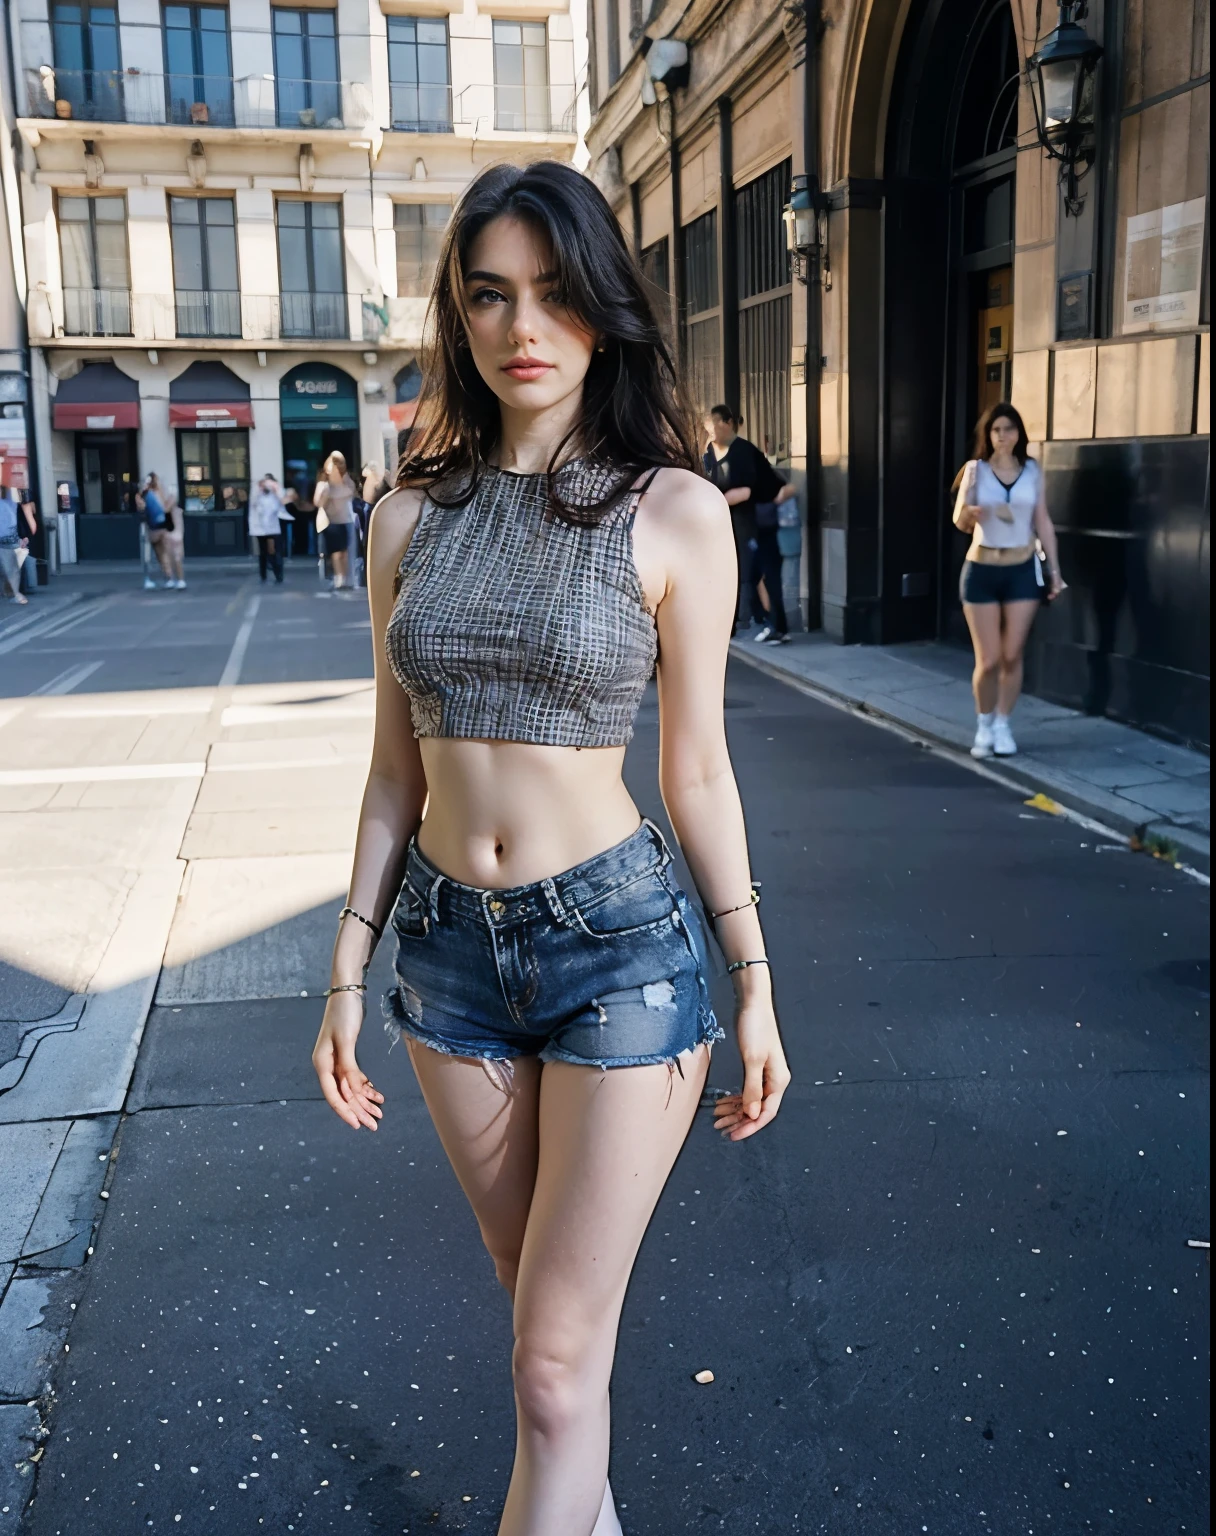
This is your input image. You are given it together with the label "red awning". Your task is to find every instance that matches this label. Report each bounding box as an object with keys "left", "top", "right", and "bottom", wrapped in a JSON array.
[
  {"left": 52, "top": 362, "right": 141, "bottom": 430},
  {"left": 389, "top": 398, "right": 419, "bottom": 429},
  {"left": 168, "top": 401, "right": 254, "bottom": 428}
]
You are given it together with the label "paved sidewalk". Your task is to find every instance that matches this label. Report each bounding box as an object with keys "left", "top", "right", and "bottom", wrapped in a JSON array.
[{"left": 732, "top": 632, "right": 1210, "bottom": 868}]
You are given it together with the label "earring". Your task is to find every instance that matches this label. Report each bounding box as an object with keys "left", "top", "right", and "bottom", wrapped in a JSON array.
[{"left": 595, "top": 340, "right": 607, "bottom": 353}]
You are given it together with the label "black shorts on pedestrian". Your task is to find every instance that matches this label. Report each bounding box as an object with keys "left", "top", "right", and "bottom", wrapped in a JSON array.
[{"left": 960, "top": 556, "right": 1041, "bottom": 605}]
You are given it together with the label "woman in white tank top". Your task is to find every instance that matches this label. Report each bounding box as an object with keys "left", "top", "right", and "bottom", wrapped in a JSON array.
[{"left": 952, "top": 402, "right": 1065, "bottom": 758}]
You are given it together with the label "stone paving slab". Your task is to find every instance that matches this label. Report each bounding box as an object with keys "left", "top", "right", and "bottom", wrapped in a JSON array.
[
  {"left": 0, "top": 1125, "right": 69, "bottom": 1266},
  {"left": 732, "top": 633, "right": 1211, "bottom": 865},
  {"left": 0, "top": 1402, "right": 42, "bottom": 1522}
]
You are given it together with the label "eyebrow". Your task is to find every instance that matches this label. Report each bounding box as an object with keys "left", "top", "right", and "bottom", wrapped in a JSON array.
[{"left": 464, "top": 269, "right": 561, "bottom": 285}]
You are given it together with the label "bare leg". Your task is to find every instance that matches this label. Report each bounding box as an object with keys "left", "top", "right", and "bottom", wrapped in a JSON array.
[
  {"left": 405, "top": 1042, "right": 629, "bottom": 1532},
  {"left": 997, "top": 600, "right": 1039, "bottom": 715},
  {"left": 331, "top": 548, "right": 348, "bottom": 588},
  {"left": 962, "top": 601, "right": 1002, "bottom": 714},
  {"left": 501, "top": 1048, "right": 710, "bottom": 1536}
]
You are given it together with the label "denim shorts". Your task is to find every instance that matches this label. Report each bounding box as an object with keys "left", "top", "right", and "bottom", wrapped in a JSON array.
[
  {"left": 960, "top": 555, "right": 1042, "bottom": 604},
  {"left": 383, "top": 820, "right": 723, "bottom": 1070}
]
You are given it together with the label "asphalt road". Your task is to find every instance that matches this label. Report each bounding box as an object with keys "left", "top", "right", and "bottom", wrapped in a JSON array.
[{"left": 12, "top": 564, "right": 1210, "bottom": 1535}]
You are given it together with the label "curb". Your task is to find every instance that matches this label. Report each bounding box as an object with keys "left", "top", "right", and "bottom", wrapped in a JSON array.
[{"left": 730, "top": 642, "right": 1211, "bottom": 878}]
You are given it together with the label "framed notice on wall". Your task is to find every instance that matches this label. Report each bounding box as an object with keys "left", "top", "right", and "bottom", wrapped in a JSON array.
[{"left": 1123, "top": 197, "right": 1206, "bottom": 332}]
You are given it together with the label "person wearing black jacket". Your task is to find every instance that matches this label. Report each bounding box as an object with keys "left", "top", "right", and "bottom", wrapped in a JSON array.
[{"left": 702, "top": 405, "right": 797, "bottom": 643}]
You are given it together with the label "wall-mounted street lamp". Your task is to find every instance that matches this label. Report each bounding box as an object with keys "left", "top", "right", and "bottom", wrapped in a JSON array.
[
  {"left": 783, "top": 174, "right": 830, "bottom": 289},
  {"left": 1027, "top": 2, "right": 1104, "bottom": 217}
]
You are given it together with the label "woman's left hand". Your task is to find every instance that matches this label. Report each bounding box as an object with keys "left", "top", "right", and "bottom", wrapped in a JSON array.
[
  {"left": 1048, "top": 571, "right": 1066, "bottom": 600},
  {"left": 713, "top": 1000, "right": 791, "bottom": 1142}
]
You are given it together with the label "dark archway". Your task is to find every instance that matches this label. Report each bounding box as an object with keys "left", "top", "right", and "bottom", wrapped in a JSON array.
[{"left": 880, "top": 0, "right": 1019, "bottom": 645}]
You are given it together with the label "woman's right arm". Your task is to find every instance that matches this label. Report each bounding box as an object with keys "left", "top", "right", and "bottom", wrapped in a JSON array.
[
  {"left": 312, "top": 488, "right": 429, "bottom": 1130},
  {"left": 952, "top": 461, "right": 979, "bottom": 533}
]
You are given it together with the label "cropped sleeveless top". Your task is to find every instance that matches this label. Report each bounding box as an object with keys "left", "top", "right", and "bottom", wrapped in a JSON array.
[{"left": 385, "top": 459, "right": 658, "bottom": 747}]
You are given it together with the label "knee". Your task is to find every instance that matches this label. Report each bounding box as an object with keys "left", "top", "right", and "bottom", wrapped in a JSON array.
[
  {"left": 974, "top": 656, "right": 999, "bottom": 683},
  {"left": 1000, "top": 649, "right": 1023, "bottom": 673},
  {"left": 491, "top": 1252, "right": 519, "bottom": 1296},
  {"left": 512, "top": 1332, "right": 594, "bottom": 1439}
]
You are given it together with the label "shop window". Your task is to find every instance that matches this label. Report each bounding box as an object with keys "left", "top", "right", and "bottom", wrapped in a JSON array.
[
  {"left": 163, "top": 4, "right": 233, "bottom": 127},
  {"left": 170, "top": 196, "right": 239, "bottom": 338},
  {"left": 58, "top": 194, "right": 130, "bottom": 336},
  {"left": 394, "top": 204, "right": 449, "bottom": 298},
  {"left": 277, "top": 201, "right": 347, "bottom": 339},
  {"left": 388, "top": 15, "right": 451, "bottom": 131},
  {"left": 51, "top": 2, "right": 122, "bottom": 120},
  {"left": 179, "top": 428, "right": 249, "bottom": 515},
  {"left": 273, "top": 7, "right": 340, "bottom": 128},
  {"left": 493, "top": 20, "right": 549, "bottom": 131}
]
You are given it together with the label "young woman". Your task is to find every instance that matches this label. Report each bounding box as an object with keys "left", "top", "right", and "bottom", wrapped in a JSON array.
[
  {"left": 953, "top": 401, "right": 1065, "bottom": 758},
  {"left": 311, "top": 161, "right": 790, "bottom": 1535},
  {"left": 315, "top": 450, "right": 358, "bottom": 589}
]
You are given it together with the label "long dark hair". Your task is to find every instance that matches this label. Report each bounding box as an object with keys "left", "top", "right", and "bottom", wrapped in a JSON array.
[
  {"left": 397, "top": 160, "right": 699, "bottom": 524},
  {"left": 951, "top": 401, "right": 1031, "bottom": 492}
]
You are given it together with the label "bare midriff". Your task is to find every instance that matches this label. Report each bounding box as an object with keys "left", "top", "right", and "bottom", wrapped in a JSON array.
[{"left": 415, "top": 738, "right": 642, "bottom": 889}]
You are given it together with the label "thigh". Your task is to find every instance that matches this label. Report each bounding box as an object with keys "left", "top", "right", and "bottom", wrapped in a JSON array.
[
  {"left": 962, "top": 595, "right": 1002, "bottom": 666},
  {"left": 407, "top": 1040, "right": 543, "bottom": 1262},
  {"left": 1000, "top": 598, "right": 1040, "bottom": 660},
  {"left": 513, "top": 1049, "right": 710, "bottom": 1349}
]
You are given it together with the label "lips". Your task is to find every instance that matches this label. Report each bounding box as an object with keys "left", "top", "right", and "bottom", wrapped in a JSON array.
[{"left": 502, "top": 359, "right": 554, "bottom": 381}]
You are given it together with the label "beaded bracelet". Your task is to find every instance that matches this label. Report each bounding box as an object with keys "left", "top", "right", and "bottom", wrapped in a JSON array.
[
  {"left": 340, "top": 906, "right": 383, "bottom": 941},
  {"left": 709, "top": 885, "right": 760, "bottom": 922},
  {"left": 726, "top": 958, "right": 770, "bottom": 974},
  {"left": 324, "top": 982, "right": 367, "bottom": 998}
]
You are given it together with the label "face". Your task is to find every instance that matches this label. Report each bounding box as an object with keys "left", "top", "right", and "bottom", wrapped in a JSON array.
[
  {"left": 989, "top": 415, "right": 1019, "bottom": 456},
  {"left": 460, "top": 214, "right": 595, "bottom": 415},
  {"left": 707, "top": 413, "right": 734, "bottom": 446}
]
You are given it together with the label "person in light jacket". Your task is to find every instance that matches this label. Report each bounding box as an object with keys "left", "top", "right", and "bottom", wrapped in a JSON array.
[{"left": 249, "top": 473, "right": 294, "bottom": 584}]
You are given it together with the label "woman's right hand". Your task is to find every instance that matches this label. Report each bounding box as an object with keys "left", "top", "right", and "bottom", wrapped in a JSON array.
[
  {"left": 312, "top": 991, "right": 385, "bottom": 1130},
  {"left": 953, "top": 502, "right": 979, "bottom": 534}
]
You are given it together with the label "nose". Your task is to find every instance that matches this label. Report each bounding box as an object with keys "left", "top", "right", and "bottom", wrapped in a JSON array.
[{"left": 507, "top": 293, "right": 542, "bottom": 347}]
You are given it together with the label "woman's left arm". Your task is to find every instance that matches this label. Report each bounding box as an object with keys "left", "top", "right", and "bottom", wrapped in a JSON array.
[
  {"left": 647, "top": 470, "right": 791, "bottom": 1140},
  {"left": 1032, "top": 476, "right": 1065, "bottom": 598}
]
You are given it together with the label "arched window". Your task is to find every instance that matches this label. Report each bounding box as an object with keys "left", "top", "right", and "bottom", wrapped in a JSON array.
[{"left": 953, "top": 7, "right": 1020, "bottom": 171}]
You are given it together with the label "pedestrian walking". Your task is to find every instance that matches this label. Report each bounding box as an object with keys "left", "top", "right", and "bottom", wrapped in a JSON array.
[
  {"left": 314, "top": 451, "right": 358, "bottom": 590},
  {"left": 0, "top": 485, "right": 36, "bottom": 605},
  {"left": 362, "top": 461, "right": 391, "bottom": 507},
  {"left": 248, "top": 472, "right": 292, "bottom": 584},
  {"left": 702, "top": 405, "right": 798, "bottom": 643},
  {"left": 311, "top": 160, "right": 789, "bottom": 1535},
  {"left": 953, "top": 401, "right": 1065, "bottom": 758},
  {"left": 159, "top": 485, "right": 186, "bottom": 589},
  {"left": 136, "top": 474, "right": 185, "bottom": 590}
]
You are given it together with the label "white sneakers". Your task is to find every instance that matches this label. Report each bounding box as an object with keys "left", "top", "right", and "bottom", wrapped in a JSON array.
[
  {"left": 992, "top": 715, "right": 1017, "bottom": 756},
  {"left": 971, "top": 713, "right": 1017, "bottom": 757}
]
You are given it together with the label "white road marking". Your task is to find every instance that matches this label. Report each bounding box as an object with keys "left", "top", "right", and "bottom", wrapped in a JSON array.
[
  {"left": 0, "top": 761, "right": 206, "bottom": 786},
  {"left": 219, "top": 591, "right": 262, "bottom": 688},
  {"left": 0, "top": 593, "right": 123, "bottom": 655},
  {"left": 30, "top": 659, "right": 105, "bottom": 696},
  {"left": 43, "top": 699, "right": 214, "bottom": 719}
]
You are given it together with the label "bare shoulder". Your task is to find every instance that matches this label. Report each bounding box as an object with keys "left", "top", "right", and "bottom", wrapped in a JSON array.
[
  {"left": 636, "top": 465, "right": 729, "bottom": 537},
  {"left": 368, "top": 485, "right": 426, "bottom": 567}
]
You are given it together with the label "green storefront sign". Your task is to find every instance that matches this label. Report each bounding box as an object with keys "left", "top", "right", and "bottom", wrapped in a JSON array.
[{"left": 279, "top": 364, "right": 359, "bottom": 428}]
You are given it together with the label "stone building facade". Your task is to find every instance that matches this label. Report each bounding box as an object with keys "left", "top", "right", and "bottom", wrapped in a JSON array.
[
  {"left": 586, "top": 1, "right": 1210, "bottom": 747},
  {"left": 8, "top": 0, "right": 586, "bottom": 565}
]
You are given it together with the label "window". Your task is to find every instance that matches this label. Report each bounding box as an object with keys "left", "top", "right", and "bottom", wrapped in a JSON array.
[
  {"left": 58, "top": 195, "right": 130, "bottom": 336},
  {"left": 640, "top": 237, "right": 669, "bottom": 294},
  {"left": 273, "top": 8, "right": 340, "bottom": 129},
  {"left": 681, "top": 209, "right": 720, "bottom": 421},
  {"left": 171, "top": 197, "right": 239, "bottom": 337},
  {"left": 277, "top": 201, "right": 346, "bottom": 339},
  {"left": 736, "top": 162, "right": 792, "bottom": 460},
  {"left": 179, "top": 429, "right": 249, "bottom": 516},
  {"left": 387, "top": 16, "right": 450, "bottom": 131},
  {"left": 163, "top": 4, "right": 233, "bottom": 127},
  {"left": 492, "top": 20, "right": 549, "bottom": 131},
  {"left": 394, "top": 204, "right": 448, "bottom": 297},
  {"left": 51, "top": 3, "right": 122, "bottom": 121}
]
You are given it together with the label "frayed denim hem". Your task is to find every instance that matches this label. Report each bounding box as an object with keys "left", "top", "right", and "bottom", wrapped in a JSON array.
[
  {"left": 382, "top": 984, "right": 525, "bottom": 1063},
  {"left": 540, "top": 1004, "right": 724, "bottom": 1072}
]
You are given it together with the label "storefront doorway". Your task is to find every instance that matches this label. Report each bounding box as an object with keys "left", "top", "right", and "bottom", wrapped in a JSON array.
[
  {"left": 74, "top": 430, "right": 139, "bottom": 558},
  {"left": 176, "top": 428, "right": 250, "bottom": 555},
  {"left": 279, "top": 363, "right": 359, "bottom": 556}
]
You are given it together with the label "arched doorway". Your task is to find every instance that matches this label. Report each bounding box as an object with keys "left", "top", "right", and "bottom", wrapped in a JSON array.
[
  {"left": 847, "top": 0, "right": 1020, "bottom": 645},
  {"left": 279, "top": 363, "right": 359, "bottom": 556}
]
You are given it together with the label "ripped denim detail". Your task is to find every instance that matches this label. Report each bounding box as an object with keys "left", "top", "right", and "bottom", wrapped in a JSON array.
[{"left": 382, "top": 985, "right": 520, "bottom": 1093}]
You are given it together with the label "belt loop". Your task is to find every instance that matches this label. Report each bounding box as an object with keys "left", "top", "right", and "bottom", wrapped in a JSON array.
[
  {"left": 641, "top": 816, "right": 672, "bottom": 865},
  {"left": 428, "top": 874, "right": 446, "bottom": 927},
  {"left": 541, "top": 876, "right": 570, "bottom": 925}
]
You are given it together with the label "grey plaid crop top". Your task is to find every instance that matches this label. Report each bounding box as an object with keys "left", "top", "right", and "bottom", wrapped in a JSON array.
[{"left": 385, "top": 459, "right": 658, "bottom": 747}]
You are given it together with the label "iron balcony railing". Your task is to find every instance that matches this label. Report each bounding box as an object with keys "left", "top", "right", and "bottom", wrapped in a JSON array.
[
  {"left": 25, "top": 67, "right": 373, "bottom": 130},
  {"left": 62, "top": 287, "right": 131, "bottom": 337},
  {"left": 388, "top": 81, "right": 453, "bottom": 133},
  {"left": 450, "top": 82, "right": 576, "bottom": 135},
  {"left": 279, "top": 292, "right": 348, "bottom": 341},
  {"left": 174, "top": 289, "right": 241, "bottom": 339}
]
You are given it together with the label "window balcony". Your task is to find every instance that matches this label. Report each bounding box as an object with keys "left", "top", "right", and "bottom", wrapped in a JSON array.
[
  {"left": 388, "top": 82, "right": 452, "bottom": 134},
  {"left": 278, "top": 292, "right": 348, "bottom": 341},
  {"left": 62, "top": 287, "right": 131, "bottom": 337},
  {"left": 24, "top": 67, "right": 372, "bottom": 131},
  {"left": 452, "top": 82, "right": 576, "bottom": 136},
  {"left": 175, "top": 290, "right": 241, "bottom": 339}
]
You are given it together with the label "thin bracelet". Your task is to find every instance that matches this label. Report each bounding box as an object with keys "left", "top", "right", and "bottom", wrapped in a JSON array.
[
  {"left": 726, "top": 958, "right": 770, "bottom": 974},
  {"left": 339, "top": 906, "right": 383, "bottom": 941},
  {"left": 324, "top": 982, "right": 367, "bottom": 998},
  {"left": 710, "top": 886, "right": 760, "bottom": 922}
]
